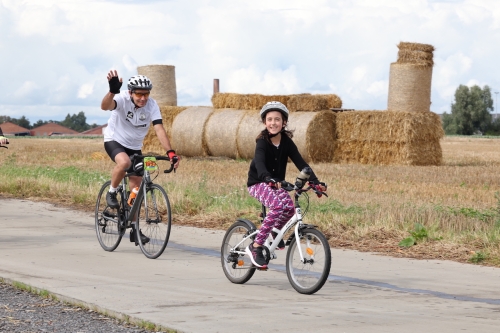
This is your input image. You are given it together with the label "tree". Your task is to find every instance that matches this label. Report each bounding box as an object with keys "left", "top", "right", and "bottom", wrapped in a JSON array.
[
  {"left": 60, "top": 111, "right": 90, "bottom": 132},
  {"left": 16, "top": 116, "right": 31, "bottom": 129},
  {"left": 0, "top": 115, "right": 31, "bottom": 128},
  {"left": 443, "top": 84, "right": 494, "bottom": 135}
]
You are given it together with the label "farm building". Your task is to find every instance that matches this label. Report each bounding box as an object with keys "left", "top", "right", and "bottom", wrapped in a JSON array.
[
  {"left": 30, "top": 123, "right": 78, "bottom": 136},
  {"left": 0, "top": 121, "right": 30, "bottom": 136},
  {"left": 80, "top": 124, "right": 107, "bottom": 136}
]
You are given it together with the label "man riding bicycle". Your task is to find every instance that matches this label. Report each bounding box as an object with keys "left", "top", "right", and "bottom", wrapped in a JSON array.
[{"left": 100, "top": 69, "right": 179, "bottom": 244}]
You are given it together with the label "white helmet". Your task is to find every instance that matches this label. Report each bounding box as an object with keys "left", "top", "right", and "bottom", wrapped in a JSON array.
[
  {"left": 127, "top": 75, "right": 153, "bottom": 91},
  {"left": 259, "top": 101, "right": 289, "bottom": 121}
]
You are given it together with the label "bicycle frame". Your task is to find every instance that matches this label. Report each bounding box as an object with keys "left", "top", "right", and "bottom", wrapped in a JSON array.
[
  {"left": 117, "top": 170, "right": 149, "bottom": 227},
  {"left": 230, "top": 188, "right": 311, "bottom": 263}
]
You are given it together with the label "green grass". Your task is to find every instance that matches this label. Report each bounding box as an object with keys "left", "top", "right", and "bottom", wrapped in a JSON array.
[{"left": 0, "top": 160, "right": 107, "bottom": 187}]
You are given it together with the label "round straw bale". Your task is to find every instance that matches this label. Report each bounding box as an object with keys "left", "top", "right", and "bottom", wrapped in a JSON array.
[
  {"left": 288, "top": 111, "right": 336, "bottom": 163},
  {"left": 142, "top": 106, "right": 188, "bottom": 154},
  {"left": 171, "top": 106, "right": 214, "bottom": 157},
  {"left": 138, "top": 65, "right": 177, "bottom": 106},
  {"left": 236, "top": 110, "right": 264, "bottom": 159},
  {"left": 388, "top": 63, "right": 432, "bottom": 112},
  {"left": 204, "top": 109, "right": 246, "bottom": 158}
]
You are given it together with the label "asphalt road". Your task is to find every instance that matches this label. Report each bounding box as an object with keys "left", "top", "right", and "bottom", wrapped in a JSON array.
[{"left": 0, "top": 198, "right": 499, "bottom": 333}]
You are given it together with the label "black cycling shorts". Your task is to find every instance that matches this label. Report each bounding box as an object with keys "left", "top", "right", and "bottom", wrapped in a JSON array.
[{"left": 104, "top": 141, "right": 142, "bottom": 174}]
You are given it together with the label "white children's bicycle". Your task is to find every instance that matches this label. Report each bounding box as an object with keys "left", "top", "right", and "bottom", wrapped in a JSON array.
[{"left": 220, "top": 169, "right": 332, "bottom": 295}]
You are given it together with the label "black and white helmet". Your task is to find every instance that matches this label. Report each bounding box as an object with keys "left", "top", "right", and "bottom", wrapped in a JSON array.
[
  {"left": 127, "top": 75, "right": 153, "bottom": 91},
  {"left": 259, "top": 101, "right": 289, "bottom": 121}
]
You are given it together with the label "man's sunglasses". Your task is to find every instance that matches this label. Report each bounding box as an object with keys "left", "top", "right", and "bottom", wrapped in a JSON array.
[{"left": 133, "top": 91, "right": 150, "bottom": 98}]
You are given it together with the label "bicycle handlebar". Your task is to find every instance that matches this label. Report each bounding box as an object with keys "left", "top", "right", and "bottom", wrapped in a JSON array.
[
  {"left": 280, "top": 180, "right": 328, "bottom": 198},
  {"left": 130, "top": 154, "right": 177, "bottom": 174}
]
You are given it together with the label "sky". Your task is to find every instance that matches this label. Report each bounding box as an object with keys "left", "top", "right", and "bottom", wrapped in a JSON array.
[{"left": 1, "top": 0, "right": 500, "bottom": 126}]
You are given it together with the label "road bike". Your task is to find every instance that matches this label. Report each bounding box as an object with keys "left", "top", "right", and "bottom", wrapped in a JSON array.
[
  {"left": 95, "top": 154, "right": 176, "bottom": 259},
  {"left": 221, "top": 169, "right": 332, "bottom": 294}
]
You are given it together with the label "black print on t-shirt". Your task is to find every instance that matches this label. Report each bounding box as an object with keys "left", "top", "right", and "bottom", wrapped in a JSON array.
[{"left": 127, "top": 111, "right": 134, "bottom": 119}]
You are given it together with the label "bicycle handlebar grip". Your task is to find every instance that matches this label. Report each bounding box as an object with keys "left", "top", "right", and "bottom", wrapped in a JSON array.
[
  {"left": 163, "top": 156, "right": 177, "bottom": 174},
  {"left": 280, "top": 181, "right": 294, "bottom": 191}
]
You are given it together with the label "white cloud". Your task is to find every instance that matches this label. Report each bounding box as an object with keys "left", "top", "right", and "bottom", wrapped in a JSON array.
[
  {"left": 226, "top": 66, "right": 300, "bottom": 95},
  {"left": 13, "top": 81, "right": 39, "bottom": 98},
  {"left": 122, "top": 55, "right": 138, "bottom": 73},
  {"left": 367, "top": 80, "right": 389, "bottom": 97},
  {"left": 78, "top": 83, "right": 94, "bottom": 99},
  {"left": 433, "top": 52, "right": 473, "bottom": 101}
]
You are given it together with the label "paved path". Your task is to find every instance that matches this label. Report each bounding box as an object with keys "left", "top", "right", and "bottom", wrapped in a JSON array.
[{"left": 1, "top": 198, "right": 499, "bottom": 333}]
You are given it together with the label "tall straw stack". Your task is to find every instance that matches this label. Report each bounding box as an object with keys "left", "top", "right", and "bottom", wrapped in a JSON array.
[
  {"left": 211, "top": 93, "right": 342, "bottom": 111},
  {"left": 171, "top": 106, "right": 213, "bottom": 156},
  {"left": 138, "top": 65, "right": 177, "bottom": 106},
  {"left": 334, "top": 110, "right": 444, "bottom": 165},
  {"left": 388, "top": 42, "right": 434, "bottom": 112}
]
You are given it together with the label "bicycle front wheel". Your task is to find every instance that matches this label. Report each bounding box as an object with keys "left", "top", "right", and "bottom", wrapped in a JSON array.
[
  {"left": 95, "top": 181, "right": 124, "bottom": 252},
  {"left": 136, "top": 184, "right": 172, "bottom": 259},
  {"left": 221, "top": 220, "right": 256, "bottom": 284},
  {"left": 286, "top": 228, "right": 331, "bottom": 294}
]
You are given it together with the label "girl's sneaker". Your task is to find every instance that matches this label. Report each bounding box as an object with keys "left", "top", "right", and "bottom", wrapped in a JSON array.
[{"left": 245, "top": 243, "right": 268, "bottom": 268}]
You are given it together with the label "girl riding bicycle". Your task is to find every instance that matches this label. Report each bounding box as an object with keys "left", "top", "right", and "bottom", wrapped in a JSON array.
[{"left": 245, "top": 101, "right": 327, "bottom": 268}]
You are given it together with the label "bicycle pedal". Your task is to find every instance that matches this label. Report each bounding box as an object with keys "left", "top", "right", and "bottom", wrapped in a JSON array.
[{"left": 256, "top": 266, "right": 268, "bottom": 271}]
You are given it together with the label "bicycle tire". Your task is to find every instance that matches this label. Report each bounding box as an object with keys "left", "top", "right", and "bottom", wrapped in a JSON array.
[
  {"left": 221, "top": 220, "right": 256, "bottom": 284},
  {"left": 136, "top": 184, "right": 172, "bottom": 259},
  {"left": 95, "top": 181, "right": 124, "bottom": 252},
  {"left": 286, "top": 228, "right": 331, "bottom": 294}
]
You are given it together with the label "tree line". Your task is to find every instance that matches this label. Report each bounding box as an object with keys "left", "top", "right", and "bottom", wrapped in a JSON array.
[
  {"left": 0, "top": 111, "right": 99, "bottom": 133},
  {"left": 443, "top": 84, "right": 500, "bottom": 135}
]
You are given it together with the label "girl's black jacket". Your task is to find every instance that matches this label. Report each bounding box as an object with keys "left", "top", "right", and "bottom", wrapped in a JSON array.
[{"left": 247, "top": 134, "right": 319, "bottom": 187}]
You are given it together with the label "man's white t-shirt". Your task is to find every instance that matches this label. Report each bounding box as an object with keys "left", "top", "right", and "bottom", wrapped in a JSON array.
[{"left": 103, "top": 91, "right": 162, "bottom": 150}]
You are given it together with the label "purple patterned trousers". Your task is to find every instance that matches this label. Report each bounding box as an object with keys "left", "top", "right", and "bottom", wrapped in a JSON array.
[{"left": 248, "top": 183, "right": 295, "bottom": 245}]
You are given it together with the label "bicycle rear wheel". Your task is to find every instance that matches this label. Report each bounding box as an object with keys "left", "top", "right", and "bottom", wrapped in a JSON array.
[
  {"left": 221, "top": 220, "right": 256, "bottom": 284},
  {"left": 136, "top": 184, "right": 171, "bottom": 259},
  {"left": 95, "top": 181, "right": 124, "bottom": 252},
  {"left": 286, "top": 228, "right": 331, "bottom": 294}
]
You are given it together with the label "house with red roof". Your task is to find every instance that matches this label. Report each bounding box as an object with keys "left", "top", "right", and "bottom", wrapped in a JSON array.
[
  {"left": 31, "top": 123, "right": 79, "bottom": 136},
  {"left": 0, "top": 121, "right": 31, "bottom": 136},
  {"left": 80, "top": 124, "right": 107, "bottom": 136}
]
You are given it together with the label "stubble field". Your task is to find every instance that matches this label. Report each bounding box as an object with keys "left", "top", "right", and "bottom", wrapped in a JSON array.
[{"left": 1, "top": 136, "right": 499, "bottom": 266}]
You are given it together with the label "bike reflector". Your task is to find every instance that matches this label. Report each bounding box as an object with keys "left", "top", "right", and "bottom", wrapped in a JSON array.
[
  {"left": 306, "top": 247, "right": 314, "bottom": 255},
  {"left": 144, "top": 157, "right": 158, "bottom": 171}
]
